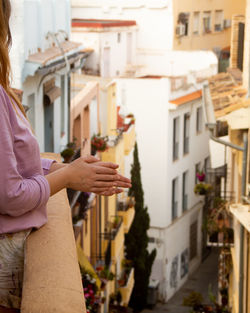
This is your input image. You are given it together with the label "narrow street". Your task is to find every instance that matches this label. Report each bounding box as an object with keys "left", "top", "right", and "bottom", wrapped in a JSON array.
[{"left": 143, "top": 249, "right": 219, "bottom": 313}]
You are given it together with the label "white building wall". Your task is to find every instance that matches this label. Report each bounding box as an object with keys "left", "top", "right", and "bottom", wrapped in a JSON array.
[
  {"left": 71, "top": 31, "right": 101, "bottom": 74},
  {"left": 71, "top": 27, "right": 137, "bottom": 77},
  {"left": 9, "top": 0, "right": 72, "bottom": 152},
  {"left": 71, "top": 0, "right": 174, "bottom": 52},
  {"left": 116, "top": 63, "right": 213, "bottom": 301},
  {"left": 116, "top": 78, "right": 171, "bottom": 227}
]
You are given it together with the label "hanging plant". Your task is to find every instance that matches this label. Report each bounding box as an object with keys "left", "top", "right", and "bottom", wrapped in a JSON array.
[
  {"left": 194, "top": 183, "right": 212, "bottom": 195},
  {"left": 196, "top": 170, "right": 206, "bottom": 182},
  {"left": 91, "top": 134, "right": 109, "bottom": 155}
]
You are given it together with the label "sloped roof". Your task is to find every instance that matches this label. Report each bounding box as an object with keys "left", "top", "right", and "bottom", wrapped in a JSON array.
[
  {"left": 208, "top": 70, "right": 250, "bottom": 118},
  {"left": 72, "top": 19, "right": 136, "bottom": 28},
  {"left": 169, "top": 90, "right": 202, "bottom": 106},
  {"left": 27, "top": 41, "right": 84, "bottom": 66}
]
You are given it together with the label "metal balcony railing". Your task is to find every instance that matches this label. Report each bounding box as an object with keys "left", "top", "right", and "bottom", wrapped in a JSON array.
[{"left": 100, "top": 216, "right": 123, "bottom": 241}]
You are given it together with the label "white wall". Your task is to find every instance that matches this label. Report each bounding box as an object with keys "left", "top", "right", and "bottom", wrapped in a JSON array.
[
  {"left": 137, "top": 50, "right": 218, "bottom": 77},
  {"left": 116, "top": 68, "right": 211, "bottom": 301},
  {"left": 10, "top": 0, "right": 71, "bottom": 88},
  {"left": 71, "top": 0, "right": 174, "bottom": 51},
  {"left": 9, "top": 0, "right": 71, "bottom": 152},
  {"left": 71, "top": 27, "right": 137, "bottom": 77},
  {"left": 116, "top": 78, "right": 171, "bottom": 227},
  {"left": 23, "top": 71, "right": 69, "bottom": 153}
]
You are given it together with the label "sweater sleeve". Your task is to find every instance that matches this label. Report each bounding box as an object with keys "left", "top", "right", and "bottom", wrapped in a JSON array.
[
  {"left": 41, "top": 158, "right": 57, "bottom": 175},
  {"left": 0, "top": 87, "right": 50, "bottom": 217}
]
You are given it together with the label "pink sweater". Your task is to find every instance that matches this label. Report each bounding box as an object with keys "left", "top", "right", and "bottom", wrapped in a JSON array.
[{"left": 0, "top": 85, "right": 54, "bottom": 234}]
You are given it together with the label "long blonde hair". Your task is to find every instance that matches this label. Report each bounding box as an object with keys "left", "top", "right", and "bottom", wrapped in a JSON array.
[{"left": 0, "top": 0, "right": 26, "bottom": 116}]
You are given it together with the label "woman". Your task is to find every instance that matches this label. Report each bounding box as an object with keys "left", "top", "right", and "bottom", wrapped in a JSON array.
[{"left": 0, "top": 0, "right": 131, "bottom": 311}]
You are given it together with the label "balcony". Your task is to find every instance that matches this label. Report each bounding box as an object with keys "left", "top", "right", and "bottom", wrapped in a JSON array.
[
  {"left": 119, "top": 268, "right": 135, "bottom": 306},
  {"left": 19, "top": 153, "right": 85, "bottom": 313},
  {"left": 117, "top": 200, "right": 135, "bottom": 233},
  {"left": 123, "top": 124, "right": 136, "bottom": 155},
  {"left": 100, "top": 216, "right": 125, "bottom": 261}
]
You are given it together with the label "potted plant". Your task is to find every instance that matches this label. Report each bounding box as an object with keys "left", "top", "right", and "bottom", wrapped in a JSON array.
[
  {"left": 91, "top": 134, "right": 109, "bottom": 155},
  {"left": 183, "top": 291, "right": 204, "bottom": 312},
  {"left": 127, "top": 197, "right": 135, "bottom": 208},
  {"left": 60, "top": 147, "right": 75, "bottom": 163},
  {"left": 60, "top": 140, "right": 77, "bottom": 163},
  {"left": 99, "top": 267, "right": 115, "bottom": 281},
  {"left": 80, "top": 267, "right": 101, "bottom": 313},
  {"left": 194, "top": 183, "right": 212, "bottom": 195},
  {"left": 196, "top": 170, "right": 206, "bottom": 182},
  {"left": 112, "top": 216, "right": 120, "bottom": 229}
]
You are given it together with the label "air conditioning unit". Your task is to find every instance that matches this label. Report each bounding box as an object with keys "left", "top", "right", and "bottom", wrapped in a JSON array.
[
  {"left": 176, "top": 24, "right": 185, "bottom": 37},
  {"left": 214, "top": 24, "right": 223, "bottom": 32},
  {"left": 224, "top": 19, "right": 231, "bottom": 28}
]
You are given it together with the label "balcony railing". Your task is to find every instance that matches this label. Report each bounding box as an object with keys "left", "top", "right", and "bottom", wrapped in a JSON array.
[
  {"left": 119, "top": 268, "right": 135, "bottom": 306},
  {"left": 118, "top": 201, "right": 135, "bottom": 233},
  {"left": 91, "top": 240, "right": 112, "bottom": 270}
]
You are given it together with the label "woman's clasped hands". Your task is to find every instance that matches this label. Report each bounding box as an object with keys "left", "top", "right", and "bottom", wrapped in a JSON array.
[{"left": 65, "top": 155, "right": 131, "bottom": 196}]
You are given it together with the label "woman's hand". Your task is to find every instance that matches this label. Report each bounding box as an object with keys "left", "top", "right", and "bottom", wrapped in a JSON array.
[{"left": 64, "top": 155, "right": 131, "bottom": 195}]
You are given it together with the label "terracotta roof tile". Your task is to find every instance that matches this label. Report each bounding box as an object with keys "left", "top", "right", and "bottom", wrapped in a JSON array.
[
  {"left": 208, "top": 70, "right": 249, "bottom": 118},
  {"left": 72, "top": 19, "right": 136, "bottom": 28},
  {"left": 169, "top": 90, "right": 202, "bottom": 106},
  {"left": 27, "top": 41, "right": 82, "bottom": 66}
]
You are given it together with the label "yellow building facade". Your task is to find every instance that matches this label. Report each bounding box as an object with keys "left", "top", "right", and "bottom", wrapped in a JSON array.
[
  {"left": 173, "top": 0, "right": 246, "bottom": 51},
  {"left": 70, "top": 75, "right": 136, "bottom": 312}
]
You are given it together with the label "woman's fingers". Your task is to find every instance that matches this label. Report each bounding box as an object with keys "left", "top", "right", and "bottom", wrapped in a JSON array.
[
  {"left": 95, "top": 166, "right": 118, "bottom": 175},
  {"left": 96, "top": 162, "right": 119, "bottom": 169},
  {"left": 99, "top": 188, "right": 123, "bottom": 196},
  {"left": 117, "top": 174, "right": 131, "bottom": 183},
  {"left": 96, "top": 174, "right": 118, "bottom": 181},
  {"left": 94, "top": 181, "right": 117, "bottom": 187},
  {"left": 114, "top": 180, "right": 132, "bottom": 188}
]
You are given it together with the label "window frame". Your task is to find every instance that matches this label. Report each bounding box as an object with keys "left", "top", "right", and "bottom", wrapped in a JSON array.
[
  {"left": 173, "top": 117, "right": 180, "bottom": 161},
  {"left": 196, "top": 107, "right": 203, "bottom": 134},
  {"left": 172, "top": 177, "right": 179, "bottom": 221},
  {"left": 182, "top": 171, "right": 188, "bottom": 212},
  {"left": 183, "top": 112, "right": 190, "bottom": 155}
]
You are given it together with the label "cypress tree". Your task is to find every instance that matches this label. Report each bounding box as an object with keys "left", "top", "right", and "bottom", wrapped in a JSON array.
[{"left": 125, "top": 142, "right": 157, "bottom": 311}]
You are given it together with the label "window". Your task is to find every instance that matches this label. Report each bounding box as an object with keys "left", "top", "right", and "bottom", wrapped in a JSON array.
[
  {"left": 189, "top": 220, "right": 198, "bottom": 260},
  {"left": 203, "top": 11, "right": 211, "bottom": 33},
  {"left": 183, "top": 14, "right": 190, "bottom": 36},
  {"left": 117, "top": 32, "right": 121, "bottom": 43},
  {"left": 182, "top": 171, "right": 188, "bottom": 212},
  {"left": 196, "top": 107, "right": 202, "bottom": 133},
  {"left": 173, "top": 117, "right": 180, "bottom": 161},
  {"left": 195, "top": 162, "right": 201, "bottom": 184},
  {"left": 177, "top": 12, "right": 189, "bottom": 36},
  {"left": 214, "top": 10, "right": 223, "bottom": 32},
  {"left": 172, "top": 177, "right": 179, "bottom": 221},
  {"left": 183, "top": 113, "right": 190, "bottom": 155},
  {"left": 193, "top": 12, "right": 200, "bottom": 35}
]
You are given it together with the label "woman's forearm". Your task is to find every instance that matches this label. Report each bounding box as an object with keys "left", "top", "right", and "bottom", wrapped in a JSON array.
[{"left": 45, "top": 167, "right": 69, "bottom": 196}]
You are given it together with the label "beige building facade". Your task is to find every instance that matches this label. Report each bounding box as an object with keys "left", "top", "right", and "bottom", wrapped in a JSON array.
[{"left": 173, "top": 0, "right": 246, "bottom": 52}]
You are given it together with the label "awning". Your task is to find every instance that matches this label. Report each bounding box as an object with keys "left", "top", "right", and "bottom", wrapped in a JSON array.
[
  {"left": 77, "top": 244, "right": 101, "bottom": 289},
  {"left": 44, "top": 86, "right": 61, "bottom": 105},
  {"left": 22, "top": 41, "right": 92, "bottom": 82}
]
